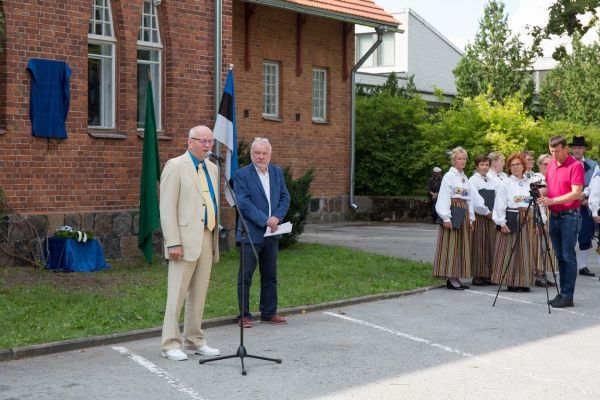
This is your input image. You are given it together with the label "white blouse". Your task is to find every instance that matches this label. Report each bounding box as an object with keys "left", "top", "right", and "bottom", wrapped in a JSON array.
[
  {"left": 469, "top": 172, "right": 497, "bottom": 216},
  {"left": 435, "top": 167, "right": 475, "bottom": 223},
  {"left": 493, "top": 175, "right": 546, "bottom": 226},
  {"left": 489, "top": 170, "right": 508, "bottom": 187},
  {"left": 588, "top": 173, "right": 600, "bottom": 215}
]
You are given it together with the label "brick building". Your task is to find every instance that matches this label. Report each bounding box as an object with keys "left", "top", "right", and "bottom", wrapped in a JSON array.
[{"left": 0, "top": 0, "right": 396, "bottom": 262}]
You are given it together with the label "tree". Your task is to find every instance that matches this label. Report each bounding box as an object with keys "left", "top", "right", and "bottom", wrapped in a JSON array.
[
  {"left": 453, "top": 0, "right": 540, "bottom": 105},
  {"left": 355, "top": 75, "right": 429, "bottom": 195},
  {"left": 539, "top": 34, "right": 600, "bottom": 126},
  {"left": 543, "top": 0, "right": 600, "bottom": 60},
  {"left": 419, "top": 94, "right": 545, "bottom": 173}
]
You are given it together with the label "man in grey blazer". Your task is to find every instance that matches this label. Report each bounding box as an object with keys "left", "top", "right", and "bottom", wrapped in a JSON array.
[
  {"left": 234, "top": 137, "right": 290, "bottom": 328},
  {"left": 159, "top": 125, "right": 221, "bottom": 361}
]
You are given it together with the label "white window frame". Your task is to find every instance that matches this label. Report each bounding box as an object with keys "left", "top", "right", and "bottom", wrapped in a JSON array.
[
  {"left": 356, "top": 32, "right": 395, "bottom": 67},
  {"left": 312, "top": 68, "right": 327, "bottom": 122},
  {"left": 137, "top": 0, "right": 163, "bottom": 130},
  {"left": 88, "top": 0, "right": 116, "bottom": 129},
  {"left": 263, "top": 61, "right": 280, "bottom": 118}
]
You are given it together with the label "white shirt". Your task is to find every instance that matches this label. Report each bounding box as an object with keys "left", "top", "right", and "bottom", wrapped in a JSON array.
[
  {"left": 489, "top": 169, "right": 508, "bottom": 187},
  {"left": 493, "top": 175, "right": 546, "bottom": 226},
  {"left": 255, "top": 165, "right": 271, "bottom": 217},
  {"left": 588, "top": 172, "right": 600, "bottom": 215},
  {"left": 469, "top": 172, "right": 496, "bottom": 216},
  {"left": 435, "top": 167, "right": 475, "bottom": 223}
]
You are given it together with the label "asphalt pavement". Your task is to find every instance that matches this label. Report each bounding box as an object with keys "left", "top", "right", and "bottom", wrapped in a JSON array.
[{"left": 3, "top": 222, "right": 600, "bottom": 400}]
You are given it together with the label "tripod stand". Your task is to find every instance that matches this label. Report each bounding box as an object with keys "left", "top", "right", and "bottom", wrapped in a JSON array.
[
  {"left": 492, "top": 186, "right": 559, "bottom": 313},
  {"left": 199, "top": 156, "right": 281, "bottom": 375}
]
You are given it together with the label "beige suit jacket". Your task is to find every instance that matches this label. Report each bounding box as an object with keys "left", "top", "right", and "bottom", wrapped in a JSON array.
[{"left": 159, "top": 152, "right": 220, "bottom": 263}]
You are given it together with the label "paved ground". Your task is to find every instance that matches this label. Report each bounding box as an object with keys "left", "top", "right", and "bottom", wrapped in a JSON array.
[{"left": 3, "top": 222, "right": 600, "bottom": 400}]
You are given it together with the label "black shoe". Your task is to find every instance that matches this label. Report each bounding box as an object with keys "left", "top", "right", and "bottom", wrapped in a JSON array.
[
  {"left": 446, "top": 279, "right": 464, "bottom": 290},
  {"left": 507, "top": 286, "right": 520, "bottom": 292},
  {"left": 535, "top": 279, "right": 556, "bottom": 287},
  {"left": 551, "top": 296, "right": 574, "bottom": 308},
  {"left": 460, "top": 282, "right": 470, "bottom": 289},
  {"left": 472, "top": 278, "right": 487, "bottom": 286},
  {"left": 482, "top": 278, "right": 495, "bottom": 285},
  {"left": 518, "top": 287, "right": 530, "bottom": 292},
  {"left": 579, "top": 267, "right": 595, "bottom": 277},
  {"left": 548, "top": 294, "right": 562, "bottom": 305}
]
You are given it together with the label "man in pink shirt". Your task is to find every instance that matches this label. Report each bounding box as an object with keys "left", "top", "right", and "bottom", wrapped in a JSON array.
[{"left": 538, "top": 136, "right": 584, "bottom": 308}]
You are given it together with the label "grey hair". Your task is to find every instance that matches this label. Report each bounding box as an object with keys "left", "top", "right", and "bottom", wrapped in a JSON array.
[
  {"left": 537, "top": 153, "right": 551, "bottom": 164},
  {"left": 488, "top": 151, "right": 504, "bottom": 163},
  {"left": 251, "top": 137, "right": 272, "bottom": 153}
]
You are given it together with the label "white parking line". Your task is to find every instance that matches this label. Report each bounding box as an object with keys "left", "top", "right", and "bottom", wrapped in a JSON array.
[
  {"left": 112, "top": 346, "right": 205, "bottom": 400},
  {"left": 323, "top": 311, "right": 594, "bottom": 397}
]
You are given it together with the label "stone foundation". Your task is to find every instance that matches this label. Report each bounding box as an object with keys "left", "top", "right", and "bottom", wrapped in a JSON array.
[
  {"left": 307, "top": 196, "right": 353, "bottom": 223},
  {"left": 353, "top": 196, "right": 431, "bottom": 222}
]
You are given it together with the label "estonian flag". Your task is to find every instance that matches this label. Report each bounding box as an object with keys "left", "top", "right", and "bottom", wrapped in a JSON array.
[{"left": 213, "top": 68, "right": 238, "bottom": 206}]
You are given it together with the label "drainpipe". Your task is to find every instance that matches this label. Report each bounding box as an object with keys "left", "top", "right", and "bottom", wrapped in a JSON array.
[
  {"left": 349, "top": 27, "right": 383, "bottom": 210},
  {"left": 215, "top": 0, "right": 222, "bottom": 138}
]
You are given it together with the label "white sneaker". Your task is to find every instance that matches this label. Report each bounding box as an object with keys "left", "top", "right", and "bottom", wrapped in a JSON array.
[
  {"left": 194, "top": 345, "right": 220, "bottom": 356},
  {"left": 161, "top": 348, "right": 188, "bottom": 361}
]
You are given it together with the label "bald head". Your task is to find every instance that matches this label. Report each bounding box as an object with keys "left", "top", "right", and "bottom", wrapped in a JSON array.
[{"left": 187, "top": 125, "right": 214, "bottom": 160}]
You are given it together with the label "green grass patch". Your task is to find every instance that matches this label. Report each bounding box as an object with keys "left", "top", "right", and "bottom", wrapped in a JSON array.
[{"left": 0, "top": 243, "right": 439, "bottom": 349}]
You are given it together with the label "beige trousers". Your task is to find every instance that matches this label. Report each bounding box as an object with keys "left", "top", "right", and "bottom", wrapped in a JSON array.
[{"left": 161, "top": 230, "right": 213, "bottom": 351}]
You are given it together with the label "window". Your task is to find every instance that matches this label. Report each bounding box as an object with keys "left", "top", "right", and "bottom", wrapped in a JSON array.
[
  {"left": 137, "top": 0, "right": 162, "bottom": 129},
  {"left": 356, "top": 32, "right": 395, "bottom": 67},
  {"left": 263, "top": 61, "right": 279, "bottom": 118},
  {"left": 312, "top": 68, "right": 327, "bottom": 122},
  {"left": 88, "top": 0, "right": 116, "bottom": 128}
]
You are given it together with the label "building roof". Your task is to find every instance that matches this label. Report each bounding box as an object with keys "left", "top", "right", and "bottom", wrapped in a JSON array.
[{"left": 244, "top": 0, "right": 399, "bottom": 30}]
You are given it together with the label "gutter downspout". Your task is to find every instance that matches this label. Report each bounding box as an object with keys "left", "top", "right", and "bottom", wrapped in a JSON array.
[
  {"left": 349, "top": 27, "right": 383, "bottom": 210},
  {"left": 215, "top": 0, "right": 223, "bottom": 226}
]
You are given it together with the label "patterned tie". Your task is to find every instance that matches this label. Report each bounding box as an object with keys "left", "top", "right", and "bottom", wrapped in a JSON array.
[{"left": 198, "top": 161, "right": 216, "bottom": 231}]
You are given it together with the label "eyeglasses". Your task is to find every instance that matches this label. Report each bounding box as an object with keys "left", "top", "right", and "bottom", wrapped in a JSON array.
[
  {"left": 510, "top": 163, "right": 522, "bottom": 167},
  {"left": 190, "top": 138, "right": 214, "bottom": 146}
]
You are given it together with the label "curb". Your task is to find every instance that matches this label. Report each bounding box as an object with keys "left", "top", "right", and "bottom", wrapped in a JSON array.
[{"left": 0, "top": 284, "right": 443, "bottom": 362}]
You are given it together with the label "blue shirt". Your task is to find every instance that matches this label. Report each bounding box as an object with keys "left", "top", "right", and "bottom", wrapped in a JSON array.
[{"left": 188, "top": 151, "right": 217, "bottom": 226}]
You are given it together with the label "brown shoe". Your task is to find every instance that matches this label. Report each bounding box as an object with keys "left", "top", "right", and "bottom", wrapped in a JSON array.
[
  {"left": 237, "top": 317, "right": 252, "bottom": 328},
  {"left": 261, "top": 315, "right": 288, "bottom": 324}
]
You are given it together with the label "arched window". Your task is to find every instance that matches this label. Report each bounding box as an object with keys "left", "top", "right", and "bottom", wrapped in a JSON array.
[
  {"left": 88, "top": 0, "right": 116, "bottom": 128},
  {"left": 137, "top": 0, "right": 163, "bottom": 130}
]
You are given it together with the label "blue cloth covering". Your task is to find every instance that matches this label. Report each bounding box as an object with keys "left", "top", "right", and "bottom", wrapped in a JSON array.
[
  {"left": 46, "top": 238, "right": 110, "bottom": 272},
  {"left": 27, "top": 58, "right": 71, "bottom": 139}
]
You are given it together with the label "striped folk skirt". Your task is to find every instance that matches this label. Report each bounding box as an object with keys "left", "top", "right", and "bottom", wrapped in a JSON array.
[
  {"left": 470, "top": 214, "right": 496, "bottom": 279},
  {"left": 433, "top": 198, "right": 471, "bottom": 279},
  {"left": 491, "top": 208, "right": 536, "bottom": 287}
]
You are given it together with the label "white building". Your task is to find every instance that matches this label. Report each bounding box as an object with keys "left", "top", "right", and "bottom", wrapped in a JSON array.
[{"left": 355, "top": 8, "right": 463, "bottom": 105}]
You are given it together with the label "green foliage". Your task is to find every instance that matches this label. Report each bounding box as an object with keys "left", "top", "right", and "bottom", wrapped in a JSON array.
[
  {"left": 539, "top": 35, "right": 600, "bottom": 126},
  {"left": 280, "top": 167, "right": 314, "bottom": 248},
  {"left": 537, "top": 119, "right": 600, "bottom": 160},
  {"left": 420, "top": 95, "right": 546, "bottom": 173},
  {"left": 355, "top": 80, "right": 429, "bottom": 195},
  {"left": 237, "top": 140, "right": 251, "bottom": 167},
  {"left": 453, "top": 0, "right": 540, "bottom": 105}
]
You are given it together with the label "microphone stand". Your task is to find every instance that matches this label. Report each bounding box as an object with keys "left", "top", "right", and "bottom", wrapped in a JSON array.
[{"left": 199, "top": 155, "right": 282, "bottom": 375}]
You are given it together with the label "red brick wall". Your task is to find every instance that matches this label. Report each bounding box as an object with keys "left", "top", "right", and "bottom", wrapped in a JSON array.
[
  {"left": 232, "top": 2, "right": 353, "bottom": 197},
  {"left": 0, "top": 0, "right": 232, "bottom": 214}
]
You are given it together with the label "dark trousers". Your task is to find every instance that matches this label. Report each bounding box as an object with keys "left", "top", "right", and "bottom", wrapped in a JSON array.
[
  {"left": 578, "top": 206, "right": 594, "bottom": 250},
  {"left": 549, "top": 212, "right": 581, "bottom": 300},
  {"left": 237, "top": 236, "right": 279, "bottom": 319}
]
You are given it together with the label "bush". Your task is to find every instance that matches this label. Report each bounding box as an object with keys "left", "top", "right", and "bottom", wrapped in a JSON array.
[{"left": 280, "top": 167, "right": 314, "bottom": 248}]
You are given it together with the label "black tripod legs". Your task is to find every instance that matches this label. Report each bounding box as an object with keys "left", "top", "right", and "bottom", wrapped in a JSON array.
[{"left": 199, "top": 345, "right": 282, "bottom": 376}]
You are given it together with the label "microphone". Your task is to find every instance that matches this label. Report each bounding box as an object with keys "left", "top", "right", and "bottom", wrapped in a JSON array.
[{"left": 207, "top": 151, "right": 225, "bottom": 163}]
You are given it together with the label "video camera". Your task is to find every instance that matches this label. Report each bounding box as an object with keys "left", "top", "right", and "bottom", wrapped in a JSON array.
[{"left": 529, "top": 180, "right": 546, "bottom": 198}]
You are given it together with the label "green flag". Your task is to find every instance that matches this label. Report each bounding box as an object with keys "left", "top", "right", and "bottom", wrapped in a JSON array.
[{"left": 138, "top": 79, "right": 161, "bottom": 264}]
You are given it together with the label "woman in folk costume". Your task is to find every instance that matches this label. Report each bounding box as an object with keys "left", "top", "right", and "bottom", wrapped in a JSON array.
[
  {"left": 469, "top": 155, "right": 497, "bottom": 286},
  {"left": 491, "top": 153, "right": 546, "bottom": 292},
  {"left": 488, "top": 151, "right": 508, "bottom": 185},
  {"left": 433, "top": 146, "right": 475, "bottom": 290}
]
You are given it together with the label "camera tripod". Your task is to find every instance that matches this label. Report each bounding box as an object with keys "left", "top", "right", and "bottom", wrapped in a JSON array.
[{"left": 492, "top": 189, "right": 560, "bottom": 313}]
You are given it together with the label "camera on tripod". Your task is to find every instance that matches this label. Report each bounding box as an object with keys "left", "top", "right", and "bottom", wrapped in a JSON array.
[{"left": 529, "top": 181, "right": 546, "bottom": 198}]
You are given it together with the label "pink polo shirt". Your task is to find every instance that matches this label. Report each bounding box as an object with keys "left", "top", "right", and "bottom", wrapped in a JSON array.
[{"left": 546, "top": 155, "right": 584, "bottom": 212}]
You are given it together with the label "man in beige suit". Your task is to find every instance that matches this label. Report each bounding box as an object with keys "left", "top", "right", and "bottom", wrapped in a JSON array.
[{"left": 159, "top": 125, "right": 221, "bottom": 361}]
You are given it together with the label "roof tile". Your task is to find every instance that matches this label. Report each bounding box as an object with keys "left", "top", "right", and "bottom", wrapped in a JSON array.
[{"left": 284, "top": 0, "right": 398, "bottom": 27}]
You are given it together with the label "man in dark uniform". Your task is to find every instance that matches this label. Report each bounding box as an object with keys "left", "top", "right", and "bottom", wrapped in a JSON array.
[{"left": 427, "top": 167, "right": 443, "bottom": 222}]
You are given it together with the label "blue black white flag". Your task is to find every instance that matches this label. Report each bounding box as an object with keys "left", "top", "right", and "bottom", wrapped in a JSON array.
[{"left": 213, "top": 68, "right": 238, "bottom": 206}]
